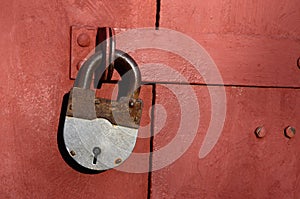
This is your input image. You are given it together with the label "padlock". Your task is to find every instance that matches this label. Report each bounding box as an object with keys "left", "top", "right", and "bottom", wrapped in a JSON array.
[{"left": 62, "top": 49, "right": 142, "bottom": 171}]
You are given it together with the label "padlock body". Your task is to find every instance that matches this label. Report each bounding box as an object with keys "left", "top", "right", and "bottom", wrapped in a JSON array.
[
  {"left": 63, "top": 116, "right": 138, "bottom": 170},
  {"left": 62, "top": 88, "right": 143, "bottom": 171}
]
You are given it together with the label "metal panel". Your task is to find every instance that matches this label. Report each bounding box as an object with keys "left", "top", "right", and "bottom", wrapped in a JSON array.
[
  {"left": 150, "top": 85, "right": 300, "bottom": 199},
  {"left": 0, "top": 84, "right": 153, "bottom": 198},
  {"left": 152, "top": 0, "right": 300, "bottom": 87},
  {"left": 0, "top": 0, "right": 155, "bottom": 198}
]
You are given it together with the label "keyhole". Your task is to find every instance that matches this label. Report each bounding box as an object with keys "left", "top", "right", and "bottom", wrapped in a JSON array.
[{"left": 92, "top": 147, "right": 101, "bottom": 165}]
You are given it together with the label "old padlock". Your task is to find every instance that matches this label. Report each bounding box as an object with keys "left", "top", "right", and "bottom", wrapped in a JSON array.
[{"left": 62, "top": 49, "right": 142, "bottom": 171}]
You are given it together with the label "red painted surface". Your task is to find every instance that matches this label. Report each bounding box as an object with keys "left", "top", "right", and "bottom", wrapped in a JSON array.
[
  {"left": 70, "top": 25, "right": 98, "bottom": 79},
  {"left": 148, "top": 1, "right": 300, "bottom": 198},
  {"left": 1, "top": 84, "right": 153, "bottom": 198},
  {"left": 155, "top": 0, "right": 300, "bottom": 87},
  {"left": 1, "top": 0, "right": 300, "bottom": 198},
  {"left": 0, "top": 0, "right": 155, "bottom": 198},
  {"left": 151, "top": 85, "right": 300, "bottom": 199}
]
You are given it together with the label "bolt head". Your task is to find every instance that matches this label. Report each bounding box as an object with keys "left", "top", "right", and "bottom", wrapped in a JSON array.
[
  {"left": 255, "top": 126, "right": 266, "bottom": 138},
  {"left": 77, "top": 33, "right": 91, "bottom": 47},
  {"left": 285, "top": 126, "right": 296, "bottom": 139}
]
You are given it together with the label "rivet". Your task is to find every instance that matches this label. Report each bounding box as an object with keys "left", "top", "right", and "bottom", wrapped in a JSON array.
[
  {"left": 77, "top": 33, "right": 91, "bottom": 47},
  {"left": 70, "top": 150, "right": 76, "bottom": 156},
  {"left": 297, "top": 57, "right": 300, "bottom": 69},
  {"left": 254, "top": 126, "right": 266, "bottom": 138},
  {"left": 284, "top": 126, "right": 296, "bottom": 139},
  {"left": 115, "top": 158, "right": 122, "bottom": 165}
]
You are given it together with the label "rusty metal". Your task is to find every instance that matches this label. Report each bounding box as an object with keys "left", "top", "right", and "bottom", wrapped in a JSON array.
[
  {"left": 66, "top": 95, "right": 142, "bottom": 128},
  {"left": 69, "top": 49, "right": 143, "bottom": 127},
  {"left": 254, "top": 126, "right": 266, "bottom": 138},
  {"left": 70, "top": 25, "right": 97, "bottom": 79},
  {"left": 284, "top": 126, "right": 296, "bottom": 139}
]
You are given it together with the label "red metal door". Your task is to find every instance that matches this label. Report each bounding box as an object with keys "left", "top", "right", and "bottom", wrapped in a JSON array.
[{"left": 1, "top": 0, "right": 300, "bottom": 198}]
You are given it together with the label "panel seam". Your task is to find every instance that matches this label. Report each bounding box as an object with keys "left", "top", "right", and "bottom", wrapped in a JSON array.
[
  {"left": 142, "top": 82, "right": 300, "bottom": 90},
  {"left": 155, "top": 0, "right": 161, "bottom": 29},
  {"left": 100, "top": 81, "right": 300, "bottom": 90},
  {"left": 147, "top": 84, "right": 156, "bottom": 199}
]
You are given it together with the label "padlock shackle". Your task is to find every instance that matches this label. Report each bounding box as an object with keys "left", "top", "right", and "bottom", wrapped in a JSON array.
[
  {"left": 74, "top": 51, "right": 103, "bottom": 89},
  {"left": 74, "top": 49, "right": 141, "bottom": 99}
]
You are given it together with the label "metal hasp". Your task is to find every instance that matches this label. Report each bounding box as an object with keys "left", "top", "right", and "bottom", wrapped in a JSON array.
[{"left": 63, "top": 49, "right": 142, "bottom": 172}]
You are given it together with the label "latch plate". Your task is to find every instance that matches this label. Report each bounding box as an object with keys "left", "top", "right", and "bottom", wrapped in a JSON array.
[{"left": 70, "top": 25, "right": 97, "bottom": 79}]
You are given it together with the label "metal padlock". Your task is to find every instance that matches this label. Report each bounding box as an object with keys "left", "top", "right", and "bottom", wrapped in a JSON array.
[{"left": 63, "top": 49, "right": 142, "bottom": 171}]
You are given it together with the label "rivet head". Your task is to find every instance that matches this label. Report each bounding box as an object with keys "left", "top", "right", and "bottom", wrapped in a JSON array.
[
  {"left": 77, "top": 33, "right": 91, "bottom": 47},
  {"left": 115, "top": 158, "right": 122, "bottom": 165},
  {"left": 284, "top": 126, "right": 296, "bottom": 139},
  {"left": 70, "top": 150, "right": 76, "bottom": 156},
  {"left": 255, "top": 126, "right": 266, "bottom": 138}
]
